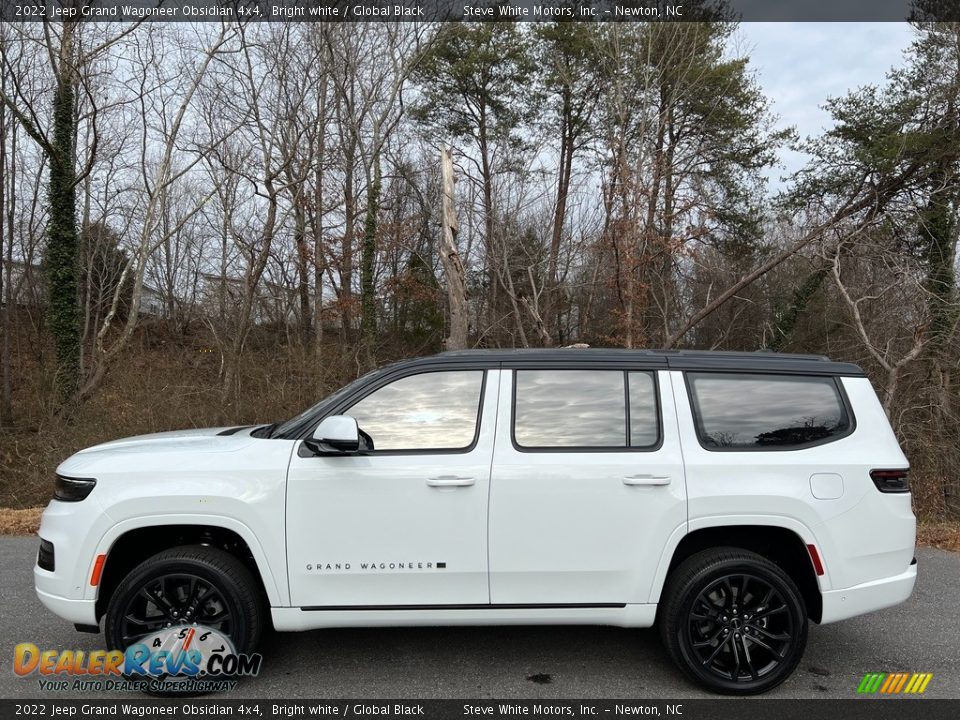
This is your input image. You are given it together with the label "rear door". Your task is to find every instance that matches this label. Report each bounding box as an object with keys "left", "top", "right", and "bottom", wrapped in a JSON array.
[{"left": 488, "top": 367, "right": 687, "bottom": 605}]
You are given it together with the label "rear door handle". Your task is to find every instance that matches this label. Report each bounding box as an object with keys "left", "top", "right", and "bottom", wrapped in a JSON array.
[
  {"left": 623, "top": 475, "right": 672, "bottom": 486},
  {"left": 426, "top": 476, "right": 475, "bottom": 487}
]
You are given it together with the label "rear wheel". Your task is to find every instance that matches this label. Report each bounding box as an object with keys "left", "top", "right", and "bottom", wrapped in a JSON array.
[{"left": 658, "top": 547, "right": 808, "bottom": 695}]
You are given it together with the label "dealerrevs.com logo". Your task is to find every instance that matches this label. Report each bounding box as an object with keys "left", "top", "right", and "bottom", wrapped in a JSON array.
[
  {"left": 14, "top": 625, "right": 261, "bottom": 693},
  {"left": 857, "top": 672, "right": 934, "bottom": 695}
]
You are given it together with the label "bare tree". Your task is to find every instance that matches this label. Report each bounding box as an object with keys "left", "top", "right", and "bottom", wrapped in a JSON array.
[{"left": 439, "top": 146, "right": 468, "bottom": 350}]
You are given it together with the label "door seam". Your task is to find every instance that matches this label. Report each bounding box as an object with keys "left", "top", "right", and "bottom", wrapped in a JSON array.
[{"left": 485, "top": 365, "right": 503, "bottom": 604}]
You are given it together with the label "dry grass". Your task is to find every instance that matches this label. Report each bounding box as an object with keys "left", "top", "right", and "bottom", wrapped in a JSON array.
[
  {"left": 0, "top": 507, "right": 42, "bottom": 535},
  {"left": 916, "top": 520, "right": 960, "bottom": 553},
  {"left": 0, "top": 322, "right": 360, "bottom": 509}
]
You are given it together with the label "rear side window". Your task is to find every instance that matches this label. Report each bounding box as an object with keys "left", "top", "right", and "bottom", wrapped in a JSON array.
[
  {"left": 687, "top": 373, "right": 852, "bottom": 450},
  {"left": 513, "top": 370, "right": 660, "bottom": 450}
]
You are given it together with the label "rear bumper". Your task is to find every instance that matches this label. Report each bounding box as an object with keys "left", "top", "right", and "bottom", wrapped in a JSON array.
[{"left": 819, "top": 559, "right": 917, "bottom": 624}]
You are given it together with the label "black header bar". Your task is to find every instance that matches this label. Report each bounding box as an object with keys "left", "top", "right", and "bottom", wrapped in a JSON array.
[
  {"left": 1, "top": 0, "right": 958, "bottom": 23},
  {"left": 0, "top": 699, "right": 959, "bottom": 719}
]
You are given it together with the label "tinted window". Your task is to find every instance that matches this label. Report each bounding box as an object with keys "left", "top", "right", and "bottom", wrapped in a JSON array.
[
  {"left": 629, "top": 372, "right": 659, "bottom": 447},
  {"left": 515, "top": 370, "right": 625, "bottom": 448},
  {"left": 688, "top": 373, "right": 851, "bottom": 449},
  {"left": 347, "top": 370, "right": 484, "bottom": 451}
]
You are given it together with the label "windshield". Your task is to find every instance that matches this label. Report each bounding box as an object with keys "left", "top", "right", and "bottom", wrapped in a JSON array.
[{"left": 269, "top": 366, "right": 388, "bottom": 439}]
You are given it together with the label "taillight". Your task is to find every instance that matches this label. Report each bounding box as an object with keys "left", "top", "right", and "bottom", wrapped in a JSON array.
[{"left": 870, "top": 469, "right": 910, "bottom": 493}]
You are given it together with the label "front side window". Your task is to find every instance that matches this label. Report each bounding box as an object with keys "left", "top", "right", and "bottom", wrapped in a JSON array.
[
  {"left": 687, "top": 373, "right": 851, "bottom": 450},
  {"left": 513, "top": 370, "right": 660, "bottom": 450},
  {"left": 346, "top": 370, "right": 484, "bottom": 451}
]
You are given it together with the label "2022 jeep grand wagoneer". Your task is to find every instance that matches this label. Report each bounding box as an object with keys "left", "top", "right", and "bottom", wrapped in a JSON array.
[{"left": 35, "top": 349, "right": 917, "bottom": 694}]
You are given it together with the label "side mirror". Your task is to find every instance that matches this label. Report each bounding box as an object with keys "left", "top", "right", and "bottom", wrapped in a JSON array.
[{"left": 304, "top": 415, "right": 360, "bottom": 454}]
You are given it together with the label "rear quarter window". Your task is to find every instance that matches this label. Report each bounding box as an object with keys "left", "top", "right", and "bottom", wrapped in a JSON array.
[{"left": 686, "top": 373, "right": 853, "bottom": 450}]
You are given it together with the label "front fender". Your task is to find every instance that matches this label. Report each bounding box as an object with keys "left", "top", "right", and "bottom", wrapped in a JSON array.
[{"left": 90, "top": 513, "right": 288, "bottom": 606}]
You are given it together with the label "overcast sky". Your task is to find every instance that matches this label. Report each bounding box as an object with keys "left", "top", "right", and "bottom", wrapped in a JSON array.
[{"left": 739, "top": 22, "right": 916, "bottom": 186}]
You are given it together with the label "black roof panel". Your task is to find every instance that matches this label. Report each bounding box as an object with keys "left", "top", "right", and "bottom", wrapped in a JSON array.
[{"left": 420, "top": 348, "right": 865, "bottom": 376}]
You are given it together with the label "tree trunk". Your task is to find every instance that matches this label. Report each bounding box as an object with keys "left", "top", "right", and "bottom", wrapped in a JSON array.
[
  {"left": 46, "top": 26, "right": 82, "bottom": 403},
  {"left": 341, "top": 144, "right": 355, "bottom": 335},
  {"left": 545, "top": 89, "right": 574, "bottom": 345},
  {"left": 0, "top": 84, "right": 11, "bottom": 426},
  {"left": 478, "top": 121, "right": 497, "bottom": 339},
  {"left": 293, "top": 201, "right": 312, "bottom": 344},
  {"left": 312, "top": 163, "right": 326, "bottom": 363},
  {"left": 439, "top": 147, "right": 468, "bottom": 350},
  {"left": 359, "top": 155, "right": 380, "bottom": 357}
]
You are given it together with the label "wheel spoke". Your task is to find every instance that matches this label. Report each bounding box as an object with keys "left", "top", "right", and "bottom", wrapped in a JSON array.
[
  {"left": 754, "top": 605, "right": 788, "bottom": 621},
  {"left": 692, "top": 626, "right": 726, "bottom": 648},
  {"left": 140, "top": 586, "right": 175, "bottom": 619},
  {"left": 743, "top": 633, "right": 785, "bottom": 659},
  {"left": 729, "top": 633, "right": 742, "bottom": 680},
  {"left": 722, "top": 577, "right": 734, "bottom": 608},
  {"left": 123, "top": 612, "right": 163, "bottom": 628},
  {"left": 740, "top": 637, "right": 759, "bottom": 680},
  {"left": 702, "top": 633, "right": 731, "bottom": 666},
  {"left": 184, "top": 577, "right": 198, "bottom": 611},
  {"left": 759, "top": 586, "right": 775, "bottom": 610},
  {"left": 694, "top": 597, "right": 718, "bottom": 617},
  {"left": 194, "top": 585, "right": 215, "bottom": 608},
  {"left": 204, "top": 610, "right": 229, "bottom": 623},
  {"left": 752, "top": 626, "right": 791, "bottom": 642}
]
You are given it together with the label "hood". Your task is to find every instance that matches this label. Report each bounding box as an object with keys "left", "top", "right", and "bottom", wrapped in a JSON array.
[
  {"left": 70, "top": 426, "right": 258, "bottom": 457},
  {"left": 53, "top": 424, "right": 287, "bottom": 494}
]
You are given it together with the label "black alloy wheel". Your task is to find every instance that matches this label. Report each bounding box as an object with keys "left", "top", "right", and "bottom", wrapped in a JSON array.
[
  {"left": 659, "top": 547, "right": 808, "bottom": 695},
  {"left": 686, "top": 572, "right": 795, "bottom": 683},
  {"left": 117, "top": 572, "right": 235, "bottom": 647},
  {"left": 105, "top": 545, "right": 263, "bottom": 656}
]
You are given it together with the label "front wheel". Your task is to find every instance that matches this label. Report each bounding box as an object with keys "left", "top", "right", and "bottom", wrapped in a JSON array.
[
  {"left": 658, "top": 548, "right": 808, "bottom": 695},
  {"left": 104, "top": 546, "right": 263, "bottom": 671}
]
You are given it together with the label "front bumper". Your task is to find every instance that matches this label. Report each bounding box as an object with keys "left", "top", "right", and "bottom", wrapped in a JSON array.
[
  {"left": 34, "top": 496, "right": 113, "bottom": 627},
  {"left": 819, "top": 559, "right": 917, "bottom": 624},
  {"left": 35, "top": 584, "right": 98, "bottom": 626}
]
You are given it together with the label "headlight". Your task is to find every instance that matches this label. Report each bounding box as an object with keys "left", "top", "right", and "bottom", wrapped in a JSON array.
[{"left": 54, "top": 475, "right": 97, "bottom": 502}]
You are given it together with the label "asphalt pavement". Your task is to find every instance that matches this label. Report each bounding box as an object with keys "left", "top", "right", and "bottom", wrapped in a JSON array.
[{"left": 1, "top": 537, "right": 957, "bottom": 699}]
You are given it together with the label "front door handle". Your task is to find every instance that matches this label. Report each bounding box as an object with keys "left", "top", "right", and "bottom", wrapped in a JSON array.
[
  {"left": 623, "top": 474, "right": 672, "bottom": 486},
  {"left": 426, "top": 476, "right": 475, "bottom": 487}
]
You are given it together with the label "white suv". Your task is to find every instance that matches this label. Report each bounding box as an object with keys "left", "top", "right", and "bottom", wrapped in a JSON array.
[{"left": 35, "top": 349, "right": 917, "bottom": 694}]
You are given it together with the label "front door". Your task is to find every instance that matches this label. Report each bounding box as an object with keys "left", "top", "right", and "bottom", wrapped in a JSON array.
[
  {"left": 286, "top": 368, "right": 499, "bottom": 608},
  {"left": 488, "top": 368, "right": 686, "bottom": 605}
]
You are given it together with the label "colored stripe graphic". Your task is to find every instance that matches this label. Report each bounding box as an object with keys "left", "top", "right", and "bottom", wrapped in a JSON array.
[
  {"left": 858, "top": 672, "right": 932, "bottom": 695},
  {"left": 893, "top": 673, "right": 909, "bottom": 693},
  {"left": 879, "top": 674, "right": 897, "bottom": 693},
  {"left": 857, "top": 673, "right": 886, "bottom": 693}
]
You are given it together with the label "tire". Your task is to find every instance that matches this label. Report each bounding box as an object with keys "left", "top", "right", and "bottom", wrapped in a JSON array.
[
  {"left": 104, "top": 545, "right": 263, "bottom": 656},
  {"left": 658, "top": 547, "right": 808, "bottom": 695}
]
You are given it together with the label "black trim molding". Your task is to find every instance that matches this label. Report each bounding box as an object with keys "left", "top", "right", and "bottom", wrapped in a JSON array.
[{"left": 301, "top": 602, "right": 627, "bottom": 612}]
